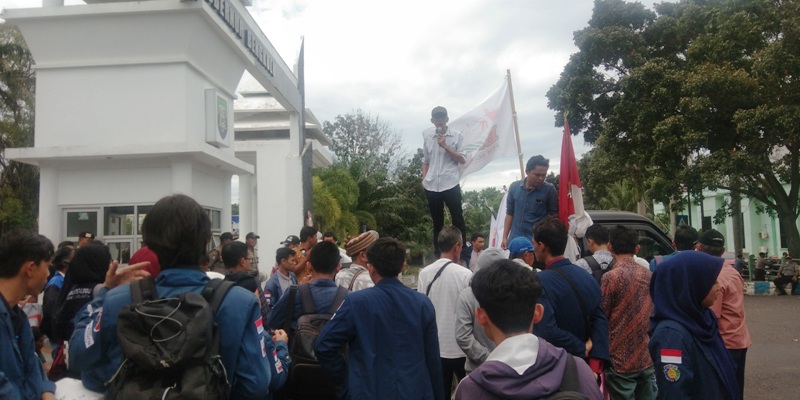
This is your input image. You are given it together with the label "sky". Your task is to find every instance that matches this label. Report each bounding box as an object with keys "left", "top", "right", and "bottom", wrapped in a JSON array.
[{"left": 2, "top": 0, "right": 599, "bottom": 193}]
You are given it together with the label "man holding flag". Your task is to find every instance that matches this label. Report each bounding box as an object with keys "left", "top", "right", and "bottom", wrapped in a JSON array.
[{"left": 501, "top": 155, "right": 558, "bottom": 250}]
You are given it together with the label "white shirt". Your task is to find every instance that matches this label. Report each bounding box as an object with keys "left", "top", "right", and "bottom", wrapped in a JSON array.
[
  {"left": 335, "top": 264, "right": 374, "bottom": 292},
  {"left": 417, "top": 257, "right": 473, "bottom": 358},
  {"left": 421, "top": 127, "right": 465, "bottom": 192}
]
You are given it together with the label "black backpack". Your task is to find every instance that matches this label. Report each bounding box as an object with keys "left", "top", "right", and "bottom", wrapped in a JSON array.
[
  {"left": 107, "top": 277, "right": 234, "bottom": 400},
  {"left": 281, "top": 283, "right": 347, "bottom": 397},
  {"left": 582, "top": 255, "right": 616, "bottom": 284},
  {"left": 539, "top": 356, "right": 589, "bottom": 400}
]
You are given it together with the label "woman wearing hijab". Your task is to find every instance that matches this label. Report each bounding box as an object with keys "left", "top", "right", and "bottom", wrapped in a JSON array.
[{"left": 649, "top": 250, "right": 740, "bottom": 400}]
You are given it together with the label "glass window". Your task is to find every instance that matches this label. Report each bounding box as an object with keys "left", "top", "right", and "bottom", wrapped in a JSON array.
[
  {"left": 66, "top": 211, "right": 98, "bottom": 237},
  {"left": 636, "top": 229, "right": 673, "bottom": 262},
  {"left": 137, "top": 205, "right": 153, "bottom": 234},
  {"left": 211, "top": 209, "right": 221, "bottom": 230},
  {"left": 108, "top": 241, "right": 132, "bottom": 264},
  {"left": 105, "top": 206, "right": 135, "bottom": 236}
]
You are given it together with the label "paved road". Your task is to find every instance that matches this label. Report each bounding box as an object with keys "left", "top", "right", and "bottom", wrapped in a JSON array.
[{"left": 743, "top": 295, "right": 800, "bottom": 400}]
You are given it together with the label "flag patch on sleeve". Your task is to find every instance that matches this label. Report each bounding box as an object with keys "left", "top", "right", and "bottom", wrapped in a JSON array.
[
  {"left": 255, "top": 317, "right": 264, "bottom": 334},
  {"left": 660, "top": 349, "right": 682, "bottom": 364}
]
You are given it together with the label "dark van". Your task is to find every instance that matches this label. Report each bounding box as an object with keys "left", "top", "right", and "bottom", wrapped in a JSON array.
[{"left": 581, "top": 210, "right": 674, "bottom": 262}]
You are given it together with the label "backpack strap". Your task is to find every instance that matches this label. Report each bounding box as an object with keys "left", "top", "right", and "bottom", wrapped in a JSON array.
[
  {"left": 557, "top": 356, "right": 581, "bottom": 393},
  {"left": 425, "top": 261, "right": 453, "bottom": 296},
  {"left": 551, "top": 266, "right": 592, "bottom": 340},
  {"left": 130, "top": 276, "right": 158, "bottom": 303},
  {"left": 298, "top": 283, "right": 316, "bottom": 315},
  {"left": 283, "top": 284, "right": 298, "bottom": 333},
  {"left": 583, "top": 255, "right": 601, "bottom": 273},
  {"left": 348, "top": 268, "right": 367, "bottom": 291},
  {"left": 201, "top": 278, "right": 235, "bottom": 315},
  {"left": 327, "top": 286, "right": 348, "bottom": 314}
]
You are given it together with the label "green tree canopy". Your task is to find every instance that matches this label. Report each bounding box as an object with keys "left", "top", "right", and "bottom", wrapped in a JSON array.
[{"left": 548, "top": 0, "right": 800, "bottom": 255}]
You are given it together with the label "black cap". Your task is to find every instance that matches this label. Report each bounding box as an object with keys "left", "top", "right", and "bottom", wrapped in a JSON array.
[
  {"left": 280, "top": 235, "right": 300, "bottom": 246},
  {"left": 220, "top": 232, "right": 235, "bottom": 241},
  {"left": 698, "top": 229, "right": 724, "bottom": 247},
  {"left": 78, "top": 232, "right": 95, "bottom": 240},
  {"left": 431, "top": 106, "right": 447, "bottom": 118},
  {"left": 246, "top": 232, "right": 260, "bottom": 239}
]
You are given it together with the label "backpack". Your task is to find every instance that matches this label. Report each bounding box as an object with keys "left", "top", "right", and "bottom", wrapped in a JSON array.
[
  {"left": 538, "top": 356, "right": 589, "bottom": 400},
  {"left": 107, "top": 277, "right": 234, "bottom": 400},
  {"left": 281, "top": 283, "right": 347, "bottom": 397},
  {"left": 582, "top": 255, "right": 616, "bottom": 284}
]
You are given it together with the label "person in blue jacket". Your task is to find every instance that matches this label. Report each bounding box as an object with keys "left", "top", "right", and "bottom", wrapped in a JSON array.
[
  {"left": 69, "top": 194, "right": 289, "bottom": 399},
  {"left": 315, "top": 237, "right": 444, "bottom": 400},
  {"left": 0, "top": 230, "right": 57, "bottom": 400},
  {"left": 649, "top": 251, "right": 740, "bottom": 400},
  {"left": 531, "top": 217, "right": 610, "bottom": 376}
]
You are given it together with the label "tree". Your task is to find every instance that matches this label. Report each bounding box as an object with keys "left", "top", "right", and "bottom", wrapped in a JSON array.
[
  {"left": 0, "top": 25, "right": 38, "bottom": 235},
  {"left": 548, "top": 0, "right": 800, "bottom": 255},
  {"left": 322, "top": 109, "right": 405, "bottom": 174},
  {"left": 462, "top": 187, "right": 504, "bottom": 238}
]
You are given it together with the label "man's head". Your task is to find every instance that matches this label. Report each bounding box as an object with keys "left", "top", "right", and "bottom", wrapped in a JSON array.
[
  {"left": 430, "top": 106, "right": 449, "bottom": 129},
  {"left": 281, "top": 235, "right": 301, "bottom": 248},
  {"left": 365, "top": 237, "right": 406, "bottom": 278},
  {"left": 299, "top": 226, "right": 318, "bottom": 247},
  {"left": 322, "top": 232, "right": 337, "bottom": 243},
  {"left": 308, "top": 241, "right": 341, "bottom": 275},
  {"left": 275, "top": 247, "right": 297, "bottom": 271},
  {"left": 77, "top": 232, "right": 95, "bottom": 248},
  {"left": 696, "top": 229, "right": 725, "bottom": 257},
  {"left": 474, "top": 248, "right": 507, "bottom": 274},
  {"left": 245, "top": 232, "right": 259, "bottom": 248},
  {"left": 220, "top": 232, "right": 236, "bottom": 246},
  {"left": 470, "top": 233, "right": 486, "bottom": 253},
  {"left": 524, "top": 155, "right": 549, "bottom": 188},
  {"left": 142, "top": 194, "right": 210, "bottom": 270},
  {"left": 221, "top": 241, "right": 250, "bottom": 271},
  {"left": 609, "top": 225, "right": 639, "bottom": 256},
  {"left": 345, "top": 230, "right": 379, "bottom": 265},
  {"left": 52, "top": 245, "right": 75, "bottom": 273},
  {"left": 584, "top": 224, "right": 610, "bottom": 253},
  {"left": 472, "top": 260, "right": 544, "bottom": 337},
  {"left": 673, "top": 224, "right": 699, "bottom": 251},
  {"left": 0, "top": 230, "right": 55, "bottom": 296},
  {"left": 532, "top": 217, "right": 568, "bottom": 260},
  {"left": 508, "top": 237, "right": 535, "bottom": 267},
  {"left": 437, "top": 225, "right": 463, "bottom": 255}
]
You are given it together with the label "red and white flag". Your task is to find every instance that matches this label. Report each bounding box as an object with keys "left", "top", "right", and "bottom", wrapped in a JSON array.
[
  {"left": 558, "top": 117, "right": 587, "bottom": 235},
  {"left": 446, "top": 76, "right": 517, "bottom": 179}
]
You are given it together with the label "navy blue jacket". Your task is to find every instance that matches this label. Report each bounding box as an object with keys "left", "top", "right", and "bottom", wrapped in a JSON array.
[
  {"left": 267, "top": 278, "right": 340, "bottom": 331},
  {"left": 315, "top": 278, "right": 443, "bottom": 400},
  {"left": 650, "top": 320, "right": 734, "bottom": 399},
  {"left": 69, "top": 268, "right": 287, "bottom": 399},
  {"left": 0, "top": 296, "right": 56, "bottom": 399},
  {"left": 263, "top": 270, "right": 297, "bottom": 315},
  {"left": 534, "top": 258, "right": 610, "bottom": 362}
]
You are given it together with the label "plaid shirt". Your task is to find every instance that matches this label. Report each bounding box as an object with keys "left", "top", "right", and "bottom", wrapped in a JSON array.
[{"left": 505, "top": 179, "right": 558, "bottom": 240}]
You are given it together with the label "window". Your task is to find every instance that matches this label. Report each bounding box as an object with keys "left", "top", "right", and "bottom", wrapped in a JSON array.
[
  {"left": 702, "top": 216, "right": 712, "bottom": 231},
  {"left": 66, "top": 211, "right": 98, "bottom": 237},
  {"left": 137, "top": 205, "right": 152, "bottom": 234},
  {"left": 104, "top": 206, "right": 135, "bottom": 236},
  {"left": 780, "top": 221, "right": 788, "bottom": 249}
]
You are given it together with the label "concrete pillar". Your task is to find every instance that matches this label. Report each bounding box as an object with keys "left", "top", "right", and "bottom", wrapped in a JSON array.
[
  {"left": 238, "top": 173, "right": 252, "bottom": 239},
  {"left": 171, "top": 161, "right": 192, "bottom": 194},
  {"left": 222, "top": 173, "right": 233, "bottom": 232},
  {"left": 38, "top": 166, "right": 59, "bottom": 242}
]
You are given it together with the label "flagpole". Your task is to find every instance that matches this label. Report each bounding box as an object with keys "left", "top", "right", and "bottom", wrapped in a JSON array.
[{"left": 506, "top": 69, "right": 524, "bottom": 179}]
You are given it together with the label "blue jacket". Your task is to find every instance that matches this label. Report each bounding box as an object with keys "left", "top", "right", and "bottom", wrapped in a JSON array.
[
  {"left": 534, "top": 258, "right": 610, "bottom": 362},
  {"left": 267, "top": 278, "right": 340, "bottom": 331},
  {"left": 69, "top": 268, "right": 288, "bottom": 399},
  {"left": 263, "top": 270, "right": 297, "bottom": 315},
  {"left": 0, "top": 296, "right": 56, "bottom": 399},
  {"left": 315, "top": 278, "right": 443, "bottom": 400},
  {"left": 650, "top": 320, "right": 734, "bottom": 400}
]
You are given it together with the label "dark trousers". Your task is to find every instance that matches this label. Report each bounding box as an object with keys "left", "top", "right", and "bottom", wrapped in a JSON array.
[
  {"left": 729, "top": 348, "right": 747, "bottom": 400},
  {"left": 440, "top": 357, "right": 466, "bottom": 399},
  {"left": 425, "top": 186, "right": 467, "bottom": 255},
  {"left": 773, "top": 275, "right": 798, "bottom": 294}
]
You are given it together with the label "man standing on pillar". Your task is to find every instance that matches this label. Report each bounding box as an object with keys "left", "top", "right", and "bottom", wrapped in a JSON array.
[{"left": 422, "top": 106, "right": 467, "bottom": 256}]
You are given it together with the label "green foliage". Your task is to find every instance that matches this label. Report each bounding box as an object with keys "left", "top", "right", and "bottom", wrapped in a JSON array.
[
  {"left": 598, "top": 180, "right": 639, "bottom": 213},
  {"left": 462, "top": 187, "right": 504, "bottom": 239},
  {"left": 548, "top": 0, "right": 800, "bottom": 254},
  {"left": 0, "top": 25, "right": 38, "bottom": 235}
]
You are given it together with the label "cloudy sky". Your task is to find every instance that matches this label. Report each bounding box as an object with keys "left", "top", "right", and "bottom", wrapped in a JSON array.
[{"left": 2, "top": 0, "right": 598, "bottom": 192}]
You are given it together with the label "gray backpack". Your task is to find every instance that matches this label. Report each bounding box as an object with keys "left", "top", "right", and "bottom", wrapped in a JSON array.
[{"left": 107, "top": 277, "right": 234, "bottom": 400}]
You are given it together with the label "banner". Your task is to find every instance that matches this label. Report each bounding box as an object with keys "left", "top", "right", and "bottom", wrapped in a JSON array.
[
  {"left": 447, "top": 76, "right": 517, "bottom": 179},
  {"left": 489, "top": 189, "right": 509, "bottom": 248},
  {"left": 559, "top": 117, "right": 591, "bottom": 239}
]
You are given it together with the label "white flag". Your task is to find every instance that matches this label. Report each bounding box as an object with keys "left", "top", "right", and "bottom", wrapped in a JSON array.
[
  {"left": 449, "top": 76, "right": 517, "bottom": 178},
  {"left": 489, "top": 189, "right": 510, "bottom": 248}
]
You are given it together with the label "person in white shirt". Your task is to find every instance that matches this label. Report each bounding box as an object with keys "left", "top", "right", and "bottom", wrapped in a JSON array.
[
  {"left": 468, "top": 233, "right": 486, "bottom": 271},
  {"left": 335, "top": 230, "right": 378, "bottom": 292},
  {"left": 422, "top": 106, "right": 467, "bottom": 256},
  {"left": 417, "top": 226, "right": 472, "bottom": 400}
]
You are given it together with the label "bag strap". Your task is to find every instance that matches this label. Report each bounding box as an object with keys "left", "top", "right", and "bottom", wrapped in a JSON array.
[
  {"left": 283, "top": 284, "right": 298, "bottom": 333},
  {"left": 348, "top": 268, "right": 367, "bottom": 291},
  {"left": 551, "top": 266, "right": 592, "bottom": 340},
  {"left": 557, "top": 356, "right": 581, "bottom": 393},
  {"left": 201, "top": 278, "right": 235, "bottom": 315},
  {"left": 583, "top": 256, "right": 601, "bottom": 273},
  {"left": 298, "top": 283, "right": 316, "bottom": 315},
  {"left": 130, "top": 276, "right": 158, "bottom": 303},
  {"left": 327, "top": 286, "right": 348, "bottom": 314},
  {"left": 425, "top": 261, "right": 453, "bottom": 296}
]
